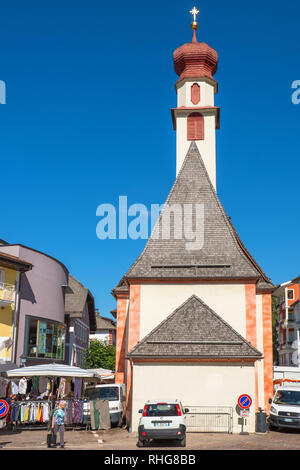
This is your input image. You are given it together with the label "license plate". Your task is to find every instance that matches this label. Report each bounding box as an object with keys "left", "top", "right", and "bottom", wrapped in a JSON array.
[
  {"left": 154, "top": 422, "right": 170, "bottom": 427},
  {"left": 284, "top": 418, "right": 293, "bottom": 422}
]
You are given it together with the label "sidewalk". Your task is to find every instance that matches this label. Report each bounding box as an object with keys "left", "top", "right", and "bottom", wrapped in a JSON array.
[{"left": 1, "top": 427, "right": 300, "bottom": 450}]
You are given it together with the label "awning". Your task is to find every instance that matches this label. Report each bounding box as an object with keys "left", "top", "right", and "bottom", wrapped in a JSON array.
[
  {"left": 5, "top": 362, "right": 101, "bottom": 379},
  {"left": 87, "top": 368, "right": 115, "bottom": 380}
]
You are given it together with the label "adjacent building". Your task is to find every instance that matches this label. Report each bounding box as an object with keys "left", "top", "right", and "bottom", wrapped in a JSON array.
[
  {"left": 0, "top": 250, "right": 32, "bottom": 368},
  {"left": 112, "top": 13, "right": 274, "bottom": 434},
  {"left": 89, "top": 315, "right": 116, "bottom": 345},
  {"left": 0, "top": 243, "right": 69, "bottom": 367},
  {"left": 65, "top": 275, "right": 97, "bottom": 367},
  {"left": 0, "top": 242, "right": 97, "bottom": 368},
  {"left": 273, "top": 278, "right": 300, "bottom": 366}
]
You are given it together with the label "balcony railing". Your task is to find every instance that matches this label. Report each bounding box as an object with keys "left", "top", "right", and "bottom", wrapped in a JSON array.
[{"left": 0, "top": 283, "right": 16, "bottom": 303}]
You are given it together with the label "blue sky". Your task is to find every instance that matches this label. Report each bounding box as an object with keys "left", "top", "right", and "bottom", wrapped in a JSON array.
[{"left": 1, "top": 0, "right": 300, "bottom": 316}]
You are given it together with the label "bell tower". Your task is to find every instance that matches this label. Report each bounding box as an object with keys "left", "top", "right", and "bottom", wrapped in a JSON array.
[{"left": 172, "top": 7, "right": 219, "bottom": 190}]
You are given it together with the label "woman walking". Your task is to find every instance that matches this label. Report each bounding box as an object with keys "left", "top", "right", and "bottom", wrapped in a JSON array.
[{"left": 52, "top": 401, "right": 67, "bottom": 448}]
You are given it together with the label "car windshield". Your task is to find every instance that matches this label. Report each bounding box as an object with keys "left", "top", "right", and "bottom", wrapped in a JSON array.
[
  {"left": 145, "top": 404, "right": 179, "bottom": 417},
  {"left": 273, "top": 390, "right": 300, "bottom": 406},
  {"left": 85, "top": 386, "right": 119, "bottom": 401}
]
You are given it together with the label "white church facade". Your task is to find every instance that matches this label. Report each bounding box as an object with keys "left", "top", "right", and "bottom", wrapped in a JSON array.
[{"left": 112, "top": 10, "right": 274, "bottom": 434}]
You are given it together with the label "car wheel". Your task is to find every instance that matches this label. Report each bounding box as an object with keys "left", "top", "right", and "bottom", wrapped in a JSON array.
[
  {"left": 268, "top": 423, "right": 278, "bottom": 431},
  {"left": 137, "top": 439, "right": 144, "bottom": 448},
  {"left": 179, "top": 436, "right": 186, "bottom": 447}
]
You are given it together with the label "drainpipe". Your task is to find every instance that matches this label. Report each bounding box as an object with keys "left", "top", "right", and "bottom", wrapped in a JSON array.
[
  {"left": 12, "top": 271, "right": 23, "bottom": 365},
  {"left": 11, "top": 271, "right": 20, "bottom": 363}
]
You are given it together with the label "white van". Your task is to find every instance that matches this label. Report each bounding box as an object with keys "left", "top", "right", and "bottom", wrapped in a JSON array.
[
  {"left": 269, "top": 384, "right": 300, "bottom": 430},
  {"left": 84, "top": 383, "right": 126, "bottom": 426}
]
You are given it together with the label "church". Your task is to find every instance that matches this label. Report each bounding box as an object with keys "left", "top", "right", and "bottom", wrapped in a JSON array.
[{"left": 112, "top": 9, "right": 274, "bottom": 434}]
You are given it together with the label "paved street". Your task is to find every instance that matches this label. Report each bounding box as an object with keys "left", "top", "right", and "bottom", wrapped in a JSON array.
[{"left": 1, "top": 427, "right": 300, "bottom": 450}]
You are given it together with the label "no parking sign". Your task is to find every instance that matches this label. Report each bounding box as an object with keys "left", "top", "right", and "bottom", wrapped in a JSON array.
[
  {"left": 238, "top": 394, "right": 252, "bottom": 409},
  {"left": 0, "top": 400, "right": 9, "bottom": 419}
]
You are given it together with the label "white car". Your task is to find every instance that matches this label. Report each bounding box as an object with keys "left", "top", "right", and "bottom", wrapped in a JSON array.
[
  {"left": 137, "top": 400, "right": 189, "bottom": 447},
  {"left": 269, "top": 385, "right": 300, "bottom": 430}
]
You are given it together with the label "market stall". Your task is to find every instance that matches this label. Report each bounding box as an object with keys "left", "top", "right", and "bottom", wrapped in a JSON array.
[{"left": 0, "top": 363, "right": 101, "bottom": 430}]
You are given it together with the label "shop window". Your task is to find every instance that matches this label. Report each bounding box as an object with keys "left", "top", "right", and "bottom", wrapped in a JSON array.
[
  {"left": 25, "top": 316, "right": 65, "bottom": 360},
  {"left": 187, "top": 113, "right": 204, "bottom": 140},
  {"left": 287, "top": 289, "right": 295, "bottom": 300}
]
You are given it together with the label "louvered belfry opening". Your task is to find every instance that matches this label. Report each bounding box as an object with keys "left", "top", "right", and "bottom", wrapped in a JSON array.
[{"left": 187, "top": 112, "right": 204, "bottom": 140}]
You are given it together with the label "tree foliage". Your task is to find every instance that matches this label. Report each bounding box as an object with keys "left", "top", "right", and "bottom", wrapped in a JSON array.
[{"left": 83, "top": 340, "right": 116, "bottom": 371}]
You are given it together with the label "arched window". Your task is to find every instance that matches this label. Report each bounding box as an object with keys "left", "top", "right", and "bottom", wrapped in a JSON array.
[
  {"left": 191, "top": 83, "right": 200, "bottom": 105},
  {"left": 187, "top": 113, "right": 204, "bottom": 140}
]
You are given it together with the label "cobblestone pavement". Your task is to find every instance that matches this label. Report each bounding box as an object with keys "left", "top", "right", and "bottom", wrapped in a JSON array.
[{"left": 1, "top": 426, "right": 300, "bottom": 450}]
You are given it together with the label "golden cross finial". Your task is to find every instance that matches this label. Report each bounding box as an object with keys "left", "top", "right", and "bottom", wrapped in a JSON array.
[{"left": 190, "top": 6, "right": 199, "bottom": 22}]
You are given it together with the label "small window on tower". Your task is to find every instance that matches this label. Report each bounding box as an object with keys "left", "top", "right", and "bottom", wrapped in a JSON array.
[
  {"left": 191, "top": 83, "right": 200, "bottom": 105},
  {"left": 187, "top": 113, "right": 204, "bottom": 141}
]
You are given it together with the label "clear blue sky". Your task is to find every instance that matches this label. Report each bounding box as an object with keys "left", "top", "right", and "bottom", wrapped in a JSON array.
[{"left": 1, "top": 0, "right": 300, "bottom": 316}]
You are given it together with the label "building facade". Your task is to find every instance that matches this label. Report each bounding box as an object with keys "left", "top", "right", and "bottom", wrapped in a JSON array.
[
  {"left": 274, "top": 278, "right": 300, "bottom": 366},
  {"left": 0, "top": 243, "right": 69, "bottom": 366},
  {"left": 65, "top": 275, "right": 97, "bottom": 367},
  {"left": 113, "top": 13, "right": 274, "bottom": 434},
  {"left": 89, "top": 315, "right": 116, "bottom": 345},
  {"left": 0, "top": 251, "right": 32, "bottom": 367}
]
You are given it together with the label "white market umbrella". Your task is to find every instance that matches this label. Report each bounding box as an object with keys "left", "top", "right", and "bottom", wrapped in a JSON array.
[{"left": 5, "top": 362, "right": 101, "bottom": 379}]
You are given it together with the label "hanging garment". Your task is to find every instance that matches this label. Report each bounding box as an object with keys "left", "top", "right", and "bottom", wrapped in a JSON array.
[
  {"left": 26, "top": 379, "right": 32, "bottom": 394},
  {"left": 32, "top": 376, "right": 39, "bottom": 393},
  {"left": 74, "top": 378, "right": 82, "bottom": 399},
  {"left": 89, "top": 401, "right": 95, "bottom": 430},
  {"left": 38, "top": 377, "right": 48, "bottom": 395},
  {"left": 66, "top": 401, "right": 73, "bottom": 425},
  {"left": 11, "top": 380, "right": 19, "bottom": 395},
  {"left": 65, "top": 379, "right": 71, "bottom": 397},
  {"left": 57, "top": 378, "right": 66, "bottom": 399},
  {"left": 73, "top": 400, "right": 83, "bottom": 424},
  {"left": 42, "top": 403, "right": 49, "bottom": 422},
  {"left": 18, "top": 378, "right": 27, "bottom": 395},
  {"left": 99, "top": 400, "right": 111, "bottom": 430},
  {"left": 0, "top": 378, "right": 8, "bottom": 397}
]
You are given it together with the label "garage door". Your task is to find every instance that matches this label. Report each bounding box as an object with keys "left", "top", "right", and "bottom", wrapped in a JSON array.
[{"left": 185, "top": 406, "right": 233, "bottom": 433}]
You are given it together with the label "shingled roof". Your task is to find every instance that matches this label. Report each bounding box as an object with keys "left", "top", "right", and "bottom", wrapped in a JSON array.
[
  {"left": 122, "top": 142, "right": 273, "bottom": 286},
  {"left": 128, "top": 295, "right": 262, "bottom": 360},
  {"left": 65, "top": 275, "right": 97, "bottom": 333}
]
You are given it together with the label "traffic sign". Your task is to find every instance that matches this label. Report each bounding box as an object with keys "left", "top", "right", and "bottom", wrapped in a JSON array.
[
  {"left": 0, "top": 400, "right": 9, "bottom": 419},
  {"left": 240, "top": 409, "right": 249, "bottom": 418},
  {"left": 238, "top": 394, "right": 252, "bottom": 409}
]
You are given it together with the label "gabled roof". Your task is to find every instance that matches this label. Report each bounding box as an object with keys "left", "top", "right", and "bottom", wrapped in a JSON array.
[
  {"left": 128, "top": 295, "right": 262, "bottom": 360},
  {"left": 122, "top": 142, "right": 273, "bottom": 285},
  {"left": 95, "top": 315, "right": 116, "bottom": 330},
  {"left": 65, "top": 275, "right": 97, "bottom": 333}
]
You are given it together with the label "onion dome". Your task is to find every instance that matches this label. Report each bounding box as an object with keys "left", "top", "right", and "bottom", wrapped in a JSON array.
[{"left": 173, "top": 20, "right": 218, "bottom": 83}]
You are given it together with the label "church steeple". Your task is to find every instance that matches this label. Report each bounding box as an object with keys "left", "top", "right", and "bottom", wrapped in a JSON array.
[{"left": 172, "top": 7, "right": 219, "bottom": 190}]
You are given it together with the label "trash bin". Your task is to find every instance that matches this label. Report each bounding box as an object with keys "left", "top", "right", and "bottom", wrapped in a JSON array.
[{"left": 255, "top": 408, "right": 267, "bottom": 433}]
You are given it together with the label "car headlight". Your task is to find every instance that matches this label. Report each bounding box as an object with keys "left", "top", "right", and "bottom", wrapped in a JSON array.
[{"left": 270, "top": 406, "right": 277, "bottom": 415}]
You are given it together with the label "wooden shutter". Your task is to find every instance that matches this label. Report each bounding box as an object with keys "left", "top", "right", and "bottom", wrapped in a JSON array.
[{"left": 187, "top": 113, "right": 204, "bottom": 140}]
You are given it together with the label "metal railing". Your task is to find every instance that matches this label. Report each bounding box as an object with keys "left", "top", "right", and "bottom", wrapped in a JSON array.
[
  {"left": 0, "top": 282, "right": 16, "bottom": 303},
  {"left": 185, "top": 406, "right": 233, "bottom": 433}
]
